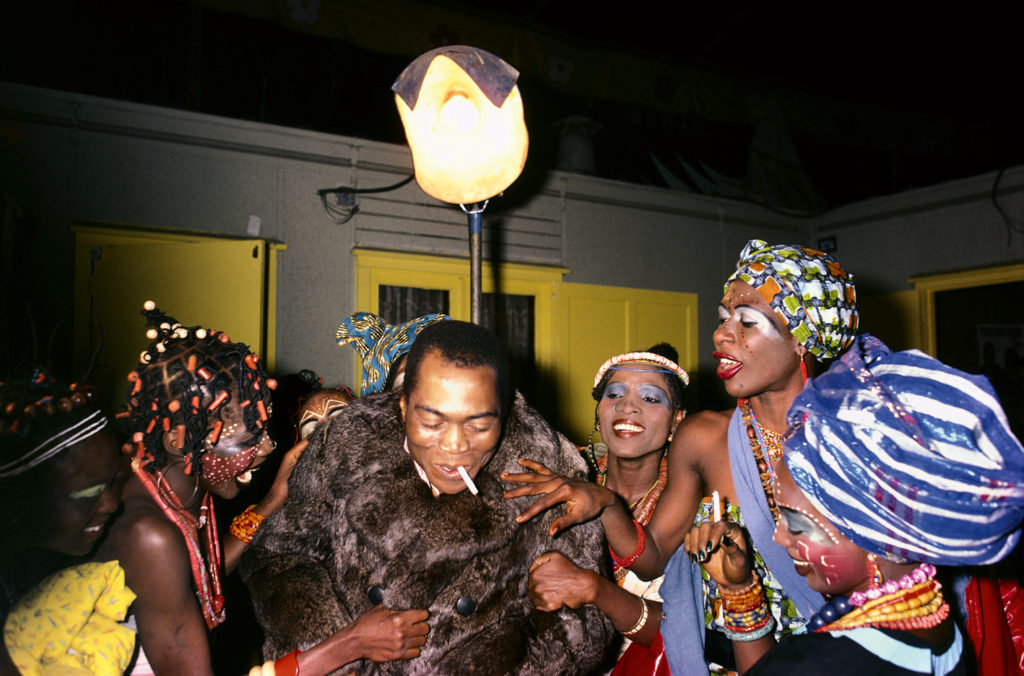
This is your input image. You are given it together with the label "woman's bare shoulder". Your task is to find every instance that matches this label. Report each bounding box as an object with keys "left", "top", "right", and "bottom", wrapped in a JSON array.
[
  {"left": 677, "top": 409, "right": 731, "bottom": 449},
  {"left": 97, "top": 493, "right": 189, "bottom": 575}
]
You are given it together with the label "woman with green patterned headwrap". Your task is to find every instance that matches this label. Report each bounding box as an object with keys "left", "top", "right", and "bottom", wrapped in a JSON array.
[{"left": 657, "top": 239, "right": 858, "bottom": 673}]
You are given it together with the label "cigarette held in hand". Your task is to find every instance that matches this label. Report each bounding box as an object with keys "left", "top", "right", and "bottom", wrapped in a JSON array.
[
  {"left": 457, "top": 466, "right": 479, "bottom": 495},
  {"left": 712, "top": 490, "right": 721, "bottom": 522}
]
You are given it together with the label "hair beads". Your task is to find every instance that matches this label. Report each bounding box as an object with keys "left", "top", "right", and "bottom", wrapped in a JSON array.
[{"left": 125, "top": 302, "right": 276, "bottom": 477}]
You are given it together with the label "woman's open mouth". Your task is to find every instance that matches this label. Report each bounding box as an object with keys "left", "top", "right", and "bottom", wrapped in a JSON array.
[
  {"left": 236, "top": 467, "right": 260, "bottom": 485},
  {"left": 714, "top": 352, "right": 742, "bottom": 379}
]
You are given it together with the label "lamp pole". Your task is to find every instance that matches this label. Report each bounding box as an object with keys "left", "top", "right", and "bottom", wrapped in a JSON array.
[
  {"left": 392, "top": 45, "right": 527, "bottom": 326},
  {"left": 461, "top": 202, "right": 487, "bottom": 324}
]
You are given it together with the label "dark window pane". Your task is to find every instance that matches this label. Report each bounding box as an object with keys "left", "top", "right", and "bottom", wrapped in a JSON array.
[
  {"left": 481, "top": 293, "right": 539, "bottom": 407},
  {"left": 378, "top": 286, "right": 449, "bottom": 324},
  {"left": 934, "top": 280, "right": 1024, "bottom": 439}
]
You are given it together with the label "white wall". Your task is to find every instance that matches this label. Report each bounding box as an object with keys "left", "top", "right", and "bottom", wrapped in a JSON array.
[
  {"left": 811, "top": 167, "right": 1024, "bottom": 294},
  {"left": 2, "top": 82, "right": 1021, "bottom": 404}
]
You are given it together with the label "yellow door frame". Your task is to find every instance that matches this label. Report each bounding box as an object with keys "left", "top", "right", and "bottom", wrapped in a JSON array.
[
  {"left": 353, "top": 247, "right": 568, "bottom": 393},
  {"left": 910, "top": 262, "right": 1024, "bottom": 357}
]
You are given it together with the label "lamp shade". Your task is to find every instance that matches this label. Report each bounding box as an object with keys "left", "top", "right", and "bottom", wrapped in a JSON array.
[{"left": 393, "top": 46, "right": 528, "bottom": 205}]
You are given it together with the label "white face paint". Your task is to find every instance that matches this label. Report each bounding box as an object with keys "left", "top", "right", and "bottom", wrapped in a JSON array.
[
  {"left": 712, "top": 281, "right": 803, "bottom": 397},
  {"left": 773, "top": 462, "right": 871, "bottom": 595},
  {"left": 716, "top": 304, "right": 782, "bottom": 336}
]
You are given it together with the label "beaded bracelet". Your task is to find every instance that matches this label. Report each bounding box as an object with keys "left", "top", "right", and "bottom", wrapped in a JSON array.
[
  {"left": 723, "top": 617, "right": 775, "bottom": 642},
  {"left": 720, "top": 574, "right": 763, "bottom": 608},
  {"left": 230, "top": 504, "right": 266, "bottom": 544},
  {"left": 276, "top": 649, "right": 300, "bottom": 676},
  {"left": 247, "top": 649, "right": 301, "bottom": 676},
  {"left": 609, "top": 519, "right": 645, "bottom": 570},
  {"left": 721, "top": 573, "right": 775, "bottom": 642},
  {"left": 622, "top": 596, "right": 649, "bottom": 637}
]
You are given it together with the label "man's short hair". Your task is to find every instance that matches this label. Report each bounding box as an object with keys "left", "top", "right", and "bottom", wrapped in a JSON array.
[{"left": 403, "top": 320, "right": 512, "bottom": 414}]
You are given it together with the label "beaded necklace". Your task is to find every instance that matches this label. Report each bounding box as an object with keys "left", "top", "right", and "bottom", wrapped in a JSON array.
[
  {"left": 754, "top": 420, "right": 784, "bottom": 466},
  {"left": 599, "top": 451, "right": 667, "bottom": 580},
  {"left": 132, "top": 459, "right": 226, "bottom": 629},
  {"left": 806, "top": 563, "right": 949, "bottom": 633},
  {"left": 597, "top": 451, "right": 667, "bottom": 527},
  {"left": 739, "top": 398, "right": 779, "bottom": 522}
]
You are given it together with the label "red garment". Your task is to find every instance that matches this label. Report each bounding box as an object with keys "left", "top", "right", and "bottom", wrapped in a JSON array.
[
  {"left": 612, "top": 631, "right": 670, "bottom": 676},
  {"left": 964, "top": 575, "right": 1024, "bottom": 675}
]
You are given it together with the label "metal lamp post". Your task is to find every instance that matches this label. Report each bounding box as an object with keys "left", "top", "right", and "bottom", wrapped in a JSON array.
[{"left": 392, "top": 46, "right": 528, "bottom": 324}]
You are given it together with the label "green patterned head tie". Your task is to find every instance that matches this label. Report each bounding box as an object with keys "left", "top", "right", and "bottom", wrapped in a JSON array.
[
  {"left": 725, "top": 239, "right": 858, "bottom": 361},
  {"left": 336, "top": 312, "right": 452, "bottom": 395}
]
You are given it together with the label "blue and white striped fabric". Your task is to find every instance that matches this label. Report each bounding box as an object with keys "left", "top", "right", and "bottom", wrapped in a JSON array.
[{"left": 784, "top": 334, "right": 1024, "bottom": 566}]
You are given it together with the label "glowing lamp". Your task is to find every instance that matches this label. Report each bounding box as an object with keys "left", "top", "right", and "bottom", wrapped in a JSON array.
[{"left": 393, "top": 46, "right": 528, "bottom": 205}]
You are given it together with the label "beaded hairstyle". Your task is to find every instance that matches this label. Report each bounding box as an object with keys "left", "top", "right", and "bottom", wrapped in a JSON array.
[
  {"left": 124, "top": 302, "right": 276, "bottom": 476},
  {"left": 0, "top": 368, "right": 104, "bottom": 479},
  {"left": 592, "top": 343, "right": 688, "bottom": 411}
]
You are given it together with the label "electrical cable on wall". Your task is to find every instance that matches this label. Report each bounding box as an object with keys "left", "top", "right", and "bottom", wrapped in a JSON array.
[
  {"left": 991, "top": 168, "right": 1024, "bottom": 244},
  {"left": 317, "top": 174, "right": 415, "bottom": 224}
]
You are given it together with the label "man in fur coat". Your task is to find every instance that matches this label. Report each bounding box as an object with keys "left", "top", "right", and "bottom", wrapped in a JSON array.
[{"left": 241, "top": 321, "right": 616, "bottom": 675}]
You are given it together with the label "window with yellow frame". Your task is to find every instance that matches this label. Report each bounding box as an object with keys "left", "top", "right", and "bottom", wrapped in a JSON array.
[
  {"left": 353, "top": 248, "right": 566, "bottom": 417},
  {"left": 352, "top": 248, "right": 700, "bottom": 442}
]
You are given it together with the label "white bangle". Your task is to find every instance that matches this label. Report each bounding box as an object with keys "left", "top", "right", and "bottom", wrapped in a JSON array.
[{"left": 622, "top": 596, "right": 649, "bottom": 637}]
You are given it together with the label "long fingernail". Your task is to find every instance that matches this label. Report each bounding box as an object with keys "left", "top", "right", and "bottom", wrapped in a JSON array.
[
  {"left": 705, "top": 541, "right": 713, "bottom": 553},
  {"left": 722, "top": 535, "right": 734, "bottom": 547},
  {"left": 689, "top": 553, "right": 698, "bottom": 564}
]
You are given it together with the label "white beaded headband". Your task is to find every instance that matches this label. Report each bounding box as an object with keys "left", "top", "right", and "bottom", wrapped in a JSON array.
[{"left": 593, "top": 351, "right": 690, "bottom": 389}]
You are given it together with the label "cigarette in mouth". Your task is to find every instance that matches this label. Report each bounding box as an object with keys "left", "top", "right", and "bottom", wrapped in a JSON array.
[
  {"left": 712, "top": 490, "right": 721, "bottom": 522},
  {"left": 457, "top": 466, "right": 479, "bottom": 495}
]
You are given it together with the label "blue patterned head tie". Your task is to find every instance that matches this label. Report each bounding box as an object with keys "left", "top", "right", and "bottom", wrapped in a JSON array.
[
  {"left": 784, "top": 334, "right": 1024, "bottom": 566},
  {"left": 336, "top": 312, "right": 452, "bottom": 395},
  {"left": 725, "top": 239, "right": 858, "bottom": 361}
]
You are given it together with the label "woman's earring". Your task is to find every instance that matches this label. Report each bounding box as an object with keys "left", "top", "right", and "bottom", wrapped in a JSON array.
[
  {"left": 799, "top": 358, "right": 809, "bottom": 384},
  {"left": 866, "top": 553, "right": 883, "bottom": 588},
  {"left": 585, "top": 410, "right": 600, "bottom": 448},
  {"left": 584, "top": 409, "right": 604, "bottom": 474}
]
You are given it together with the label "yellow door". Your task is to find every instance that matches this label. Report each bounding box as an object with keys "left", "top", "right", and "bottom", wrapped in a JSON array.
[
  {"left": 351, "top": 248, "right": 698, "bottom": 444},
  {"left": 73, "top": 225, "right": 281, "bottom": 412},
  {"left": 556, "top": 283, "right": 698, "bottom": 443}
]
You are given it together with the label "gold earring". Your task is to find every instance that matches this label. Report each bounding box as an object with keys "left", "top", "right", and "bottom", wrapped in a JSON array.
[
  {"left": 584, "top": 409, "right": 604, "bottom": 474},
  {"left": 866, "top": 553, "right": 883, "bottom": 587}
]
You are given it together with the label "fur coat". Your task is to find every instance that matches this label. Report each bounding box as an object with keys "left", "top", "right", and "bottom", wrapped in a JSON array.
[{"left": 241, "top": 391, "right": 616, "bottom": 675}]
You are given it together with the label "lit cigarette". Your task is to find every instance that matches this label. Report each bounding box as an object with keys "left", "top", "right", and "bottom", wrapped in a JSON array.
[
  {"left": 712, "top": 490, "right": 721, "bottom": 522},
  {"left": 457, "top": 466, "right": 479, "bottom": 495}
]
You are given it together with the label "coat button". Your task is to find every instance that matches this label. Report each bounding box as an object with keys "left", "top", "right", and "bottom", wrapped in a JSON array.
[
  {"left": 455, "top": 596, "right": 476, "bottom": 616},
  {"left": 367, "top": 586, "right": 384, "bottom": 605}
]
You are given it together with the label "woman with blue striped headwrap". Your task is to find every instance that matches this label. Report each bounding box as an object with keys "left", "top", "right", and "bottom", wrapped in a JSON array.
[
  {"left": 785, "top": 334, "right": 1024, "bottom": 569},
  {"left": 682, "top": 334, "right": 1024, "bottom": 675}
]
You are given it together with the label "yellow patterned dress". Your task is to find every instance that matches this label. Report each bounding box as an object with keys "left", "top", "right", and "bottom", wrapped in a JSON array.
[{"left": 3, "top": 561, "right": 136, "bottom": 676}]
